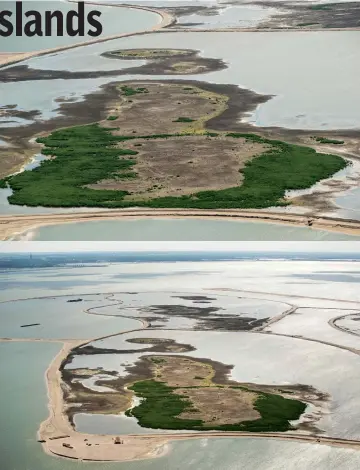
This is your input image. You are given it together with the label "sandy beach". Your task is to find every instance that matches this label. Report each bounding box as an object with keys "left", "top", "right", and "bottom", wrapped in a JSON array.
[{"left": 3, "top": 208, "right": 360, "bottom": 240}]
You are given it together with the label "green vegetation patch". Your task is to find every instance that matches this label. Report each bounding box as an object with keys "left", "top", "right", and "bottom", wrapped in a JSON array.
[
  {"left": 107, "top": 115, "right": 118, "bottom": 121},
  {"left": 4, "top": 126, "right": 346, "bottom": 209},
  {"left": 127, "top": 379, "right": 306, "bottom": 432},
  {"left": 5, "top": 124, "right": 138, "bottom": 207},
  {"left": 173, "top": 117, "right": 195, "bottom": 123},
  {"left": 120, "top": 86, "right": 149, "bottom": 96},
  {"left": 313, "top": 136, "right": 344, "bottom": 145},
  {"left": 151, "top": 357, "right": 166, "bottom": 364},
  {"left": 0, "top": 178, "right": 8, "bottom": 188}
]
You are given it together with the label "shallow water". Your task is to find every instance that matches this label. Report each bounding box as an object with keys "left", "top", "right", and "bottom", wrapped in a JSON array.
[
  {"left": 0, "top": 294, "right": 141, "bottom": 339},
  {"left": 4, "top": 31, "right": 359, "bottom": 131},
  {"left": 24, "top": 218, "right": 360, "bottom": 241},
  {"left": 336, "top": 187, "right": 360, "bottom": 220},
  {"left": 176, "top": 4, "right": 279, "bottom": 28},
  {"left": 1, "top": 1, "right": 160, "bottom": 52}
]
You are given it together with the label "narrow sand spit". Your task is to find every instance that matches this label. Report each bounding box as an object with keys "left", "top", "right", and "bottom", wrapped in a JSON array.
[
  {"left": 0, "top": 3, "right": 175, "bottom": 68},
  {"left": 3, "top": 208, "right": 360, "bottom": 240}
]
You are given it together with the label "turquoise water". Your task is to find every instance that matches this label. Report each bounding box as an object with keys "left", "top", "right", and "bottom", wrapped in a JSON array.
[
  {"left": 0, "top": 1, "right": 160, "bottom": 52},
  {"left": 26, "top": 218, "right": 360, "bottom": 241},
  {"left": 2, "top": 342, "right": 360, "bottom": 470}
]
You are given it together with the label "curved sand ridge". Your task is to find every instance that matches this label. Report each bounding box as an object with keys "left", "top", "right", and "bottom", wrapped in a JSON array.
[
  {"left": 0, "top": 2, "right": 175, "bottom": 68},
  {"left": 3, "top": 290, "right": 360, "bottom": 462},
  {"left": 3, "top": 208, "right": 360, "bottom": 241}
]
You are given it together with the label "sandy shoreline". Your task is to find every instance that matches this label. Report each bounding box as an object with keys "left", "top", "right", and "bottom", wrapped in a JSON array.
[
  {"left": 3, "top": 208, "right": 360, "bottom": 240},
  {"left": 0, "top": 3, "right": 175, "bottom": 69}
]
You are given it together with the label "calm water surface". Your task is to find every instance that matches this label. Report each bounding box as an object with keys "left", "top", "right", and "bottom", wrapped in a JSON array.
[
  {"left": 0, "top": 1, "right": 160, "bottom": 52},
  {"left": 1, "top": 32, "right": 359, "bottom": 131},
  {"left": 25, "top": 218, "right": 360, "bottom": 241}
]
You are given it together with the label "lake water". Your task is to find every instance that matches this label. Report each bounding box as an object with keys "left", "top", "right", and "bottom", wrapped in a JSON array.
[
  {"left": 0, "top": 1, "right": 160, "bottom": 52},
  {"left": 4, "top": 31, "right": 359, "bottom": 130},
  {"left": 0, "top": 294, "right": 141, "bottom": 340},
  {"left": 23, "top": 218, "right": 360, "bottom": 241}
]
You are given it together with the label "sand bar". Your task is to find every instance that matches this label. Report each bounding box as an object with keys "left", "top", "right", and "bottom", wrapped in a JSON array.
[{"left": 3, "top": 208, "right": 360, "bottom": 240}]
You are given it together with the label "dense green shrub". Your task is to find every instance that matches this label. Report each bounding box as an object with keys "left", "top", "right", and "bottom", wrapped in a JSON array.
[
  {"left": 4, "top": 125, "right": 346, "bottom": 209},
  {"left": 127, "top": 379, "right": 306, "bottom": 432}
]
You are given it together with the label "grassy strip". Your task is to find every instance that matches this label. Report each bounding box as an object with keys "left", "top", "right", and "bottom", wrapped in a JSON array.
[
  {"left": 127, "top": 379, "right": 306, "bottom": 432},
  {"left": 314, "top": 136, "right": 344, "bottom": 145},
  {"left": 4, "top": 125, "right": 346, "bottom": 208},
  {"left": 107, "top": 115, "right": 118, "bottom": 121}
]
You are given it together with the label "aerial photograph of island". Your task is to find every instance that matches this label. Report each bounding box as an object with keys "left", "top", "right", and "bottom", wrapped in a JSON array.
[
  {"left": 1, "top": 241, "right": 360, "bottom": 469},
  {"left": 1, "top": 0, "right": 360, "bottom": 468},
  {"left": 0, "top": 0, "right": 360, "bottom": 241}
]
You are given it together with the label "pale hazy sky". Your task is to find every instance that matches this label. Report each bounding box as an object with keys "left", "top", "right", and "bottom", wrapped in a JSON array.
[{"left": 0, "top": 241, "right": 359, "bottom": 253}]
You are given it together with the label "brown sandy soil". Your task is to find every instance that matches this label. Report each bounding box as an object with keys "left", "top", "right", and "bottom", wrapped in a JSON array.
[
  {"left": 176, "top": 387, "right": 260, "bottom": 425},
  {"left": 91, "top": 135, "right": 266, "bottom": 199},
  {"left": 150, "top": 355, "right": 261, "bottom": 427},
  {"left": 0, "top": 79, "right": 267, "bottom": 177},
  {"left": 0, "top": 53, "right": 32, "bottom": 67},
  {"left": 102, "top": 82, "right": 228, "bottom": 135}
]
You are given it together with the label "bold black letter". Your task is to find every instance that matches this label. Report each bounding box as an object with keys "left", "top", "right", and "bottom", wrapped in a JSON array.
[
  {"left": 0, "top": 10, "right": 13, "bottom": 37},
  {"left": 45, "top": 10, "right": 64, "bottom": 36},
  {"left": 66, "top": 1, "right": 84, "bottom": 37},
  {"left": 87, "top": 11, "right": 102, "bottom": 37},
  {"left": 24, "top": 11, "right": 43, "bottom": 37},
  {"left": 15, "top": 1, "right": 22, "bottom": 36}
]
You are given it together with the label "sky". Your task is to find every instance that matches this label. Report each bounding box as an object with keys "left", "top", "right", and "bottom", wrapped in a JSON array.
[{"left": 1, "top": 241, "right": 360, "bottom": 253}]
